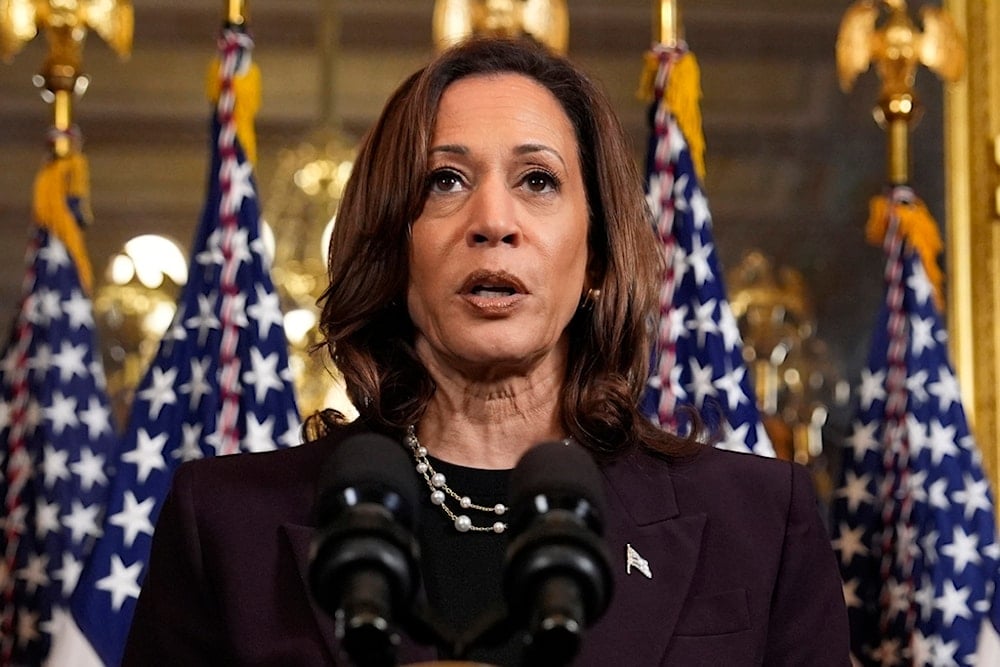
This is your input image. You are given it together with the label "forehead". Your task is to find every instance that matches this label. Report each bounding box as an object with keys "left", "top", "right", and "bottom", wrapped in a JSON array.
[{"left": 432, "top": 73, "right": 578, "bottom": 149}]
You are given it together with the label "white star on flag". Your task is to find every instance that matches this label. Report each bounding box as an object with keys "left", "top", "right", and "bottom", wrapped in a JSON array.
[
  {"left": 95, "top": 556, "right": 143, "bottom": 612},
  {"left": 108, "top": 492, "right": 156, "bottom": 548}
]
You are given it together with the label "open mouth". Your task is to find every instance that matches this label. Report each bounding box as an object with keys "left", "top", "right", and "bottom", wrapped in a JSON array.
[
  {"left": 461, "top": 270, "right": 526, "bottom": 299},
  {"left": 471, "top": 285, "right": 517, "bottom": 298}
]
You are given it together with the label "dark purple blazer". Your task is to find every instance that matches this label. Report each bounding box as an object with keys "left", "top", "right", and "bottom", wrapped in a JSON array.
[{"left": 124, "top": 426, "right": 850, "bottom": 666}]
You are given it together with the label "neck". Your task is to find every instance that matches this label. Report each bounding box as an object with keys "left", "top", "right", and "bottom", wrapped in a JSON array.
[{"left": 415, "top": 344, "right": 567, "bottom": 469}]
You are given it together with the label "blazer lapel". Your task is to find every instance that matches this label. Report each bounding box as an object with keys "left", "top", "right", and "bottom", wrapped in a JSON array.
[
  {"left": 575, "top": 452, "right": 707, "bottom": 667},
  {"left": 280, "top": 522, "right": 438, "bottom": 665},
  {"left": 281, "top": 523, "right": 341, "bottom": 660}
]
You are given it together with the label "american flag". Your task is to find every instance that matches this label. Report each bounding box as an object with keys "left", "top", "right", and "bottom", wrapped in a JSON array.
[
  {"left": 639, "top": 43, "right": 773, "bottom": 456},
  {"left": 831, "top": 186, "right": 1000, "bottom": 666},
  {"left": 0, "top": 148, "right": 120, "bottom": 664},
  {"left": 55, "top": 27, "right": 301, "bottom": 666}
]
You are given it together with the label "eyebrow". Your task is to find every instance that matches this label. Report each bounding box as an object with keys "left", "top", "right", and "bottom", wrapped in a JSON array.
[
  {"left": 427, "top": 143, "right": 567, "bottom": 169},
  {"left": 428, "top": 144, "right": 468, "bottom": 156},
  {"left": 515, "top": 143, "right": 566, "bottom": 169}
]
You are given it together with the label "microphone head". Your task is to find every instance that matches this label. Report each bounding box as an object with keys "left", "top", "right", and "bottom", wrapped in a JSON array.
[
  {"left": 314, "top": 431, "right": 420, "bottom": 528},
  {"left": 507, "top": 439, "right": 607, "bottom": 534},
  {"left": 309, "top": 431, "right": 422, "bottom": 629},
  {"left": 503, "top": 438, "right": 614, "bottom": 654}
]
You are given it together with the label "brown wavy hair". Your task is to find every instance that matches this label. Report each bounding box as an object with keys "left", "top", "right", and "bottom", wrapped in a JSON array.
[{"left": 312, "top": 36, "right": 698, "bottom": 460}]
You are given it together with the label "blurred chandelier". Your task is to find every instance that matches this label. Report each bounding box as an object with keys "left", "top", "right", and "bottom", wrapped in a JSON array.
[
  {"left": 263, "top": 127, "right": 355, "bottom": 418},
  {"left": 262, "top": 0, "right": 358, "bottom": 419},
  {"left": 94, "top": 235, "right": 186, "bottom": 427}
]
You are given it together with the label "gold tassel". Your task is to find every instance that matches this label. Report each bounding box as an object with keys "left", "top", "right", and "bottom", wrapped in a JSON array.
[
  {"left": 32, "top": 152, "right": 94, "bottom": 293},
  {"left": 206, "top": 57, "right": 262, "bottom": 166},
  {"left": 637, "top": 49, "right": 707, "bottom": 184},
  {"left": 866, "top": 193, "right": 945, "bottom": 310},
  {"left": 667, "top": 52, "right": 706, "bottom": 184},
  {"left": 637, "top": 51, "right": 660, "bottom": 102}
]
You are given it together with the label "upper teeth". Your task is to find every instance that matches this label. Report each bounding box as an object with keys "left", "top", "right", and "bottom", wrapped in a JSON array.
[{"left": 474, "top": 286, "right": 513, "bottom": 296}]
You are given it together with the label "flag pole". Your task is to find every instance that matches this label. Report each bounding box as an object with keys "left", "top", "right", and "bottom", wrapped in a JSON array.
[
  {"left": 0, "top": 2, "right": 133, "bottom": 272},
  {"left": 874, "top": 5, "right": 922, "bottom": 187},
  {"left": 40, "top": 30, "right": 83, "bottom": 159},
  {"left": 4, "top": 2, "right": 135, "bottom": 158},
  {"left": 226, "top": 0, "right": 248, "bottom": 27},
  {"left": 654, "top": 0, "right": 681, "bottom": 48}
]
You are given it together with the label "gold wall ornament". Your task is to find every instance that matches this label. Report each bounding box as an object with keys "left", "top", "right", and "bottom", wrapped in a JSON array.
[
  {"left": 727, "top": 251, "right": 848, "bottom": 504},
  {"left": 836, "top": 0, "right": 965, "bottom": 184},
  {"left": 433, "top": 0, "right": 568, "bottom": 54}
]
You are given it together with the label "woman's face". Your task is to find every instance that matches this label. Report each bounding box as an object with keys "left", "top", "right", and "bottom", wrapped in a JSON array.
[{"left": 407, "top": 73, "right": 590, "bottom": 379}]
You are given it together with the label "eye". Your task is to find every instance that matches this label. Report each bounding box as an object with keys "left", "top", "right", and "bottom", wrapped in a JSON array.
[
  {"left": 427, "top": 168, "right": 466, "bottom": 194},
  {"left": 521, "top": 169, "right": 560, "bottom": 193}
]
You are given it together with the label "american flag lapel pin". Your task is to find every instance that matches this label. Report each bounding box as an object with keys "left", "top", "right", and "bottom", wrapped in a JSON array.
[{"left": 626, "top": 543, "right": 653, "bottom": 579}]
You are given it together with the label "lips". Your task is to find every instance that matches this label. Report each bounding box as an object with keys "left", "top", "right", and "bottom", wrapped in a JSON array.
[
  {"left": 459, "top": 270, "right": 527, "bottom": 297},
  {"left": 459, "top": 270, "right": 527, "bottom": 313}
]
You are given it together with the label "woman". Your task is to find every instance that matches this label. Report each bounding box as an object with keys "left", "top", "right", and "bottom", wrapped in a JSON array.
[{"left": 125, "top": 37, "right": 849, "bottom": 665}]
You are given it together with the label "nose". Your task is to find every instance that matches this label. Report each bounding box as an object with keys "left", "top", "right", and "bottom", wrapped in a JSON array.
[{"left": 466, "top": 178, "right": 520, "bottom": 247}]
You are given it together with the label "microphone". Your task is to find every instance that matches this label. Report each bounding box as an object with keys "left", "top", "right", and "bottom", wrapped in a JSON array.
[
  {"left": 309, "top": 433, "right": 421, "bottom": 667},
  {"left": 503, "top": 440, "right": 614, "bottom": 667}
]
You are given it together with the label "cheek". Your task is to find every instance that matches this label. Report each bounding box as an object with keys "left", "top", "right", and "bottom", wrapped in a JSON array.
[
  {"left": 409, "top": 223, "right": 457, "bottom": 273},
  {"left": 555, "top": 227, "right": 590, "bottom": 279},
  {"left": 407, "top": 229, "right": 436, "bottom": 290},
  {"left": 545, "top": 235, "right": 589, "bottom": 319},
  {"left": 406, "top": 233, "right": 450, "bottom": 329}
]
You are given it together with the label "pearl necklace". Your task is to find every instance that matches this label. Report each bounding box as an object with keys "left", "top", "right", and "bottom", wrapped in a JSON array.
[{"left": 405, "top": 426, "right": 508, "bottom": 534}]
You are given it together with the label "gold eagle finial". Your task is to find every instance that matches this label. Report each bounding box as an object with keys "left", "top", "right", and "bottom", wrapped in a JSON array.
[
  {"left": 836, "top": 0, "right": 964, "bottom": 184},
  {"left": 836, "top": 0, "right": 965, "bottom": 95},
  {"left": 1, "top": 0, "right": 132, "bottom": 156},
  {"left": 0, "top": 0, "right": 133, "bottom": 74}
]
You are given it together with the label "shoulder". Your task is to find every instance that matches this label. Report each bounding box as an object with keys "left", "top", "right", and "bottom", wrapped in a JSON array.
[
  {"left": 680, "top": 444, "right": 801, "bottom": 490},
  {"left": 682, "top": 443, "right": 804, "bottom": 488},
  {"left": 609, "top": 444, "right": 815, "bottom": 521}
]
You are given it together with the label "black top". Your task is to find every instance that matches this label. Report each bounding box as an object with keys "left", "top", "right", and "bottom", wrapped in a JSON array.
[{"left": 415, "top": 456, "right": 524, "bottom": 666}]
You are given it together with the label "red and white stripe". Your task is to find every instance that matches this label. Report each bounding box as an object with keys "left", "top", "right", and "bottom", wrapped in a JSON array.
[
  {"left": 0, "top": 234, "right": 41, "bottom": 663},
  {"left": 214, "top": 29, "right": 255, "bottom": 456},
  {"left": 876, "top": 185, "right": 918, "bottom": 638},
  {"left": 650, "top": 43, "right": 686, "bottom": 428}
]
